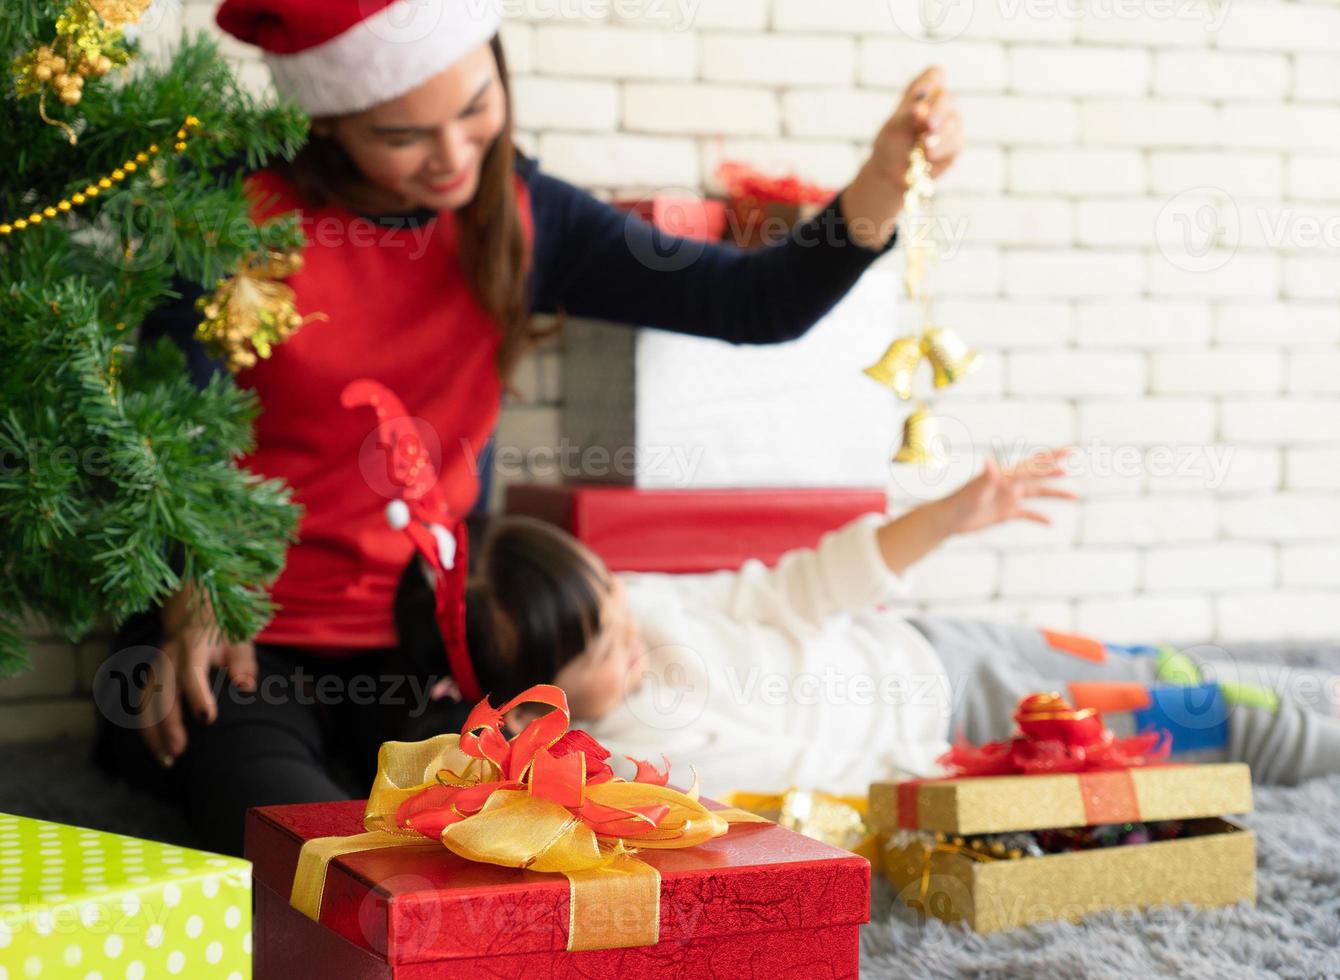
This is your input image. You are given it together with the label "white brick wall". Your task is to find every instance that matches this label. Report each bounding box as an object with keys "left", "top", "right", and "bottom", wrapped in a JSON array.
[
  {"left": 1, "top": 624, "right": 105, "bottom": 744},
  {"left": 99, "top": 0, "right": 1340, "bottom": 651},
  {"left": 10, "top": 0, "right": 1340, "bottom": 742}
]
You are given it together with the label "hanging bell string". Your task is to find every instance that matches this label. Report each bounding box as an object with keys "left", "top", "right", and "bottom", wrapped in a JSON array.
[
  {"left": 900, "top": 141, "right": 937, "bottom": 304},
  {"left": 903, "top": 238, "right": 936, "bottom": 305},
  {"left": 903, "top": 141, "right": 935, "bottom": 216},
  {"left": 870, "top": 134, "right": 982, "bottom": 468},
  {"left": 865, "top": 140, "right": 938, "bottom": 398}
]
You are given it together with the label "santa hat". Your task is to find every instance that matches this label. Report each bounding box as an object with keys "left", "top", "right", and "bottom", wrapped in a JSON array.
[{"left": 216, "top": 0, "right": 503, "bottom": 118}]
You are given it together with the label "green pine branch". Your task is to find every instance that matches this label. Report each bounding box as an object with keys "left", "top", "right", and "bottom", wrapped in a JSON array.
[{"left": 1, "top": 13, "right": 312, "bottom": 674}]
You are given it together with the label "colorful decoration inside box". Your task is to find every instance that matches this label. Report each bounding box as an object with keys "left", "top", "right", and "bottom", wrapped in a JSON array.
[
  {"left": 863, "top": 140, "right": 981, "bottom": 465},
  {"left": 884, "top": 817, "right": 1197, "bottom": 916},
  {"left": 888, "top": 817, "right": 1191, "bottom": 863},
  {"left": 288, "top": 683, "right": 768, "bottom": 952}
]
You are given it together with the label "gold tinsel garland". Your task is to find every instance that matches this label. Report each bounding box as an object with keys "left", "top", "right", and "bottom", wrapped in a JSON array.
[
  {"left": 2, "top": 110, "right": 316, "bottom": 375},
  {"left": 0, "top": 116, "right": 200, "bottom": 236}
]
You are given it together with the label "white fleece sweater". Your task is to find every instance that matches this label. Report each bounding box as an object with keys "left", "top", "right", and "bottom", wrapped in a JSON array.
[{"left": 584, "top": 514, "right": 952, "bottom": 800}]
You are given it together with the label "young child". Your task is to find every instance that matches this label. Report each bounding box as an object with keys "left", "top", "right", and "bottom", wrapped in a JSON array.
[{"left": 396, "top": 450, "right": 1340, "bottom": 800}]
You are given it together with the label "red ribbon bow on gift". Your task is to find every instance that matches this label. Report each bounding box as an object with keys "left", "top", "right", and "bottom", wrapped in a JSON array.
[
  {"left": 938, "top": 692, "right": 1170, "bottom": 777},
  {"left": 395, "top": 684, "right": 685, "bottom": 843},
  {"left": 715, "top": 160, "right": 833, "bottom": 207}
]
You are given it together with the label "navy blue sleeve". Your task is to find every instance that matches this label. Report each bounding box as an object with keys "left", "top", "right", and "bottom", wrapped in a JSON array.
[
  {"left": 138, "top": 151, "right": 250, "bottom": 390},
  {"left": 138, "top": 275, "right": 225, "bottom": 390},
  {"left": 518, "top": 151, "right": 898, "bottom": 345}
]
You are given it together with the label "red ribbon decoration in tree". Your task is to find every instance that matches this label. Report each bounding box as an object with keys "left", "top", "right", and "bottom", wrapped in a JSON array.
[{"left": 938, "top": 692, "right": 1170, "bottom": 777}]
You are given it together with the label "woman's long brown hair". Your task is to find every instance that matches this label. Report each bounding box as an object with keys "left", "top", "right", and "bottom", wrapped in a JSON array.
[{"left": 269, "top": 34, "right": 542, "bottom": 379}]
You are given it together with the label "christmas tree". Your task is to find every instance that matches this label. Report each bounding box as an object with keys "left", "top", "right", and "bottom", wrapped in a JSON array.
[{"left": 1, "top": 1, "right": 309, "bottom": 676}]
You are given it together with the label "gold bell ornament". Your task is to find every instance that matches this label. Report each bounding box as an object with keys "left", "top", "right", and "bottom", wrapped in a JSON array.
[
  {"left": 893, "top": 404, "right": 941, "bottom": 465},
  {"left": 865, "top": 138, "right": 983, "bottom": 467},
  {"left": 921, "top": 325, "right": 979, "bottom": 389},
  {"left": 863, "top": 335, "right": 924, "bottom": 401}
]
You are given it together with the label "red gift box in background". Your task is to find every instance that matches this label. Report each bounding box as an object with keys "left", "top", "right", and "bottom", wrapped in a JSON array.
[
  {"left": 504, "top": 484, "right": 888, "bottom": 574},
  {"left": 248, "top": 798, "right": 869, "bottom": 979},
  {"left": 715, "top": 161, "right": 835, "bottom": 249},
  {"left": 613, "top": 196, "right": 727, "bottom": 242},
  {"left": 611, "top": 163, "right": 836, "bottom": 249}
]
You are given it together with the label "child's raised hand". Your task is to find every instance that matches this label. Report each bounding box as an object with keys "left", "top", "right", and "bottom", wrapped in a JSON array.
[{"left": 942, "top": 448, "right": 1078, "bottom": 535}]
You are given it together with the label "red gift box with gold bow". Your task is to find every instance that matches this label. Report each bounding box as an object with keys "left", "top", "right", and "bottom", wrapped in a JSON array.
[
  {"left": 868, "top": 694, "right": 1257, "bottom": 933},
  {"left": 247, "top": 685, "right": 870, "bottom": 978}
]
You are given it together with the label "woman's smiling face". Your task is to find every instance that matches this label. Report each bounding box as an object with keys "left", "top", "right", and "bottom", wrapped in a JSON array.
[{"left": 311, "top": 41, "right": 507, "bottom": 213}]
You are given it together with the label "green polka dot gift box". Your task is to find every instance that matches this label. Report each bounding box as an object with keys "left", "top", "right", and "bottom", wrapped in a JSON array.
[{"left": 0, "top": 812, "right": 251, "bottom": 979}]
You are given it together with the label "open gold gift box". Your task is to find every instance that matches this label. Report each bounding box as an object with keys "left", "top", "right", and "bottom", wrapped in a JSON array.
[{"left": 868, "top": 763, "right": 1257, "bottom": 934}]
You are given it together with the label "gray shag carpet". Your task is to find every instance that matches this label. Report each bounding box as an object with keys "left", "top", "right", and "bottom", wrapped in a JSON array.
[
  {"left": 861, "top": 773, "right": 1340, "bottom": 979},
  {"left": 1, "top": 641, "right": 1338, "bottom": 978}
]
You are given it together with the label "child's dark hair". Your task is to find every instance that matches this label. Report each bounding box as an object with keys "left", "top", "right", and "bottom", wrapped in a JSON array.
[{"left": 394, "top": 515, "right": 608, "bottom": 705}]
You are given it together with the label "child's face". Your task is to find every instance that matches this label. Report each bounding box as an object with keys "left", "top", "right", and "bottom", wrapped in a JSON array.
[
  {"left": 552, "top": 576, "right": 648, "bottom": 722},
  {"left": 312, "top": 41, "right": 507, "bottom": 213}
]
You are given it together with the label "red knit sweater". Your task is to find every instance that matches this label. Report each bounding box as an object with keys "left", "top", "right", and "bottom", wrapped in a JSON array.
[{"left": 235, "top": 168, "right": 533, "bottom": 649}]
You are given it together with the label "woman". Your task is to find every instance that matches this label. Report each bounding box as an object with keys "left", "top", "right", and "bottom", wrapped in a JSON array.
[{"left": 99, "top": 0, "right": 965, "bottom": 855}]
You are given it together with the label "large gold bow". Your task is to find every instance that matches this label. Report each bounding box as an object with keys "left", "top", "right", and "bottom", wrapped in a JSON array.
[{"left": 290, "top": 684, "right": 765, "bottom": 952}]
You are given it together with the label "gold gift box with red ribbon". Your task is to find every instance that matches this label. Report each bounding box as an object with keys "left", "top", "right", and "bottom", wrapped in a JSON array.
[{"left": 868, "top": 694, "right": 1257, "bottom": 934}]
